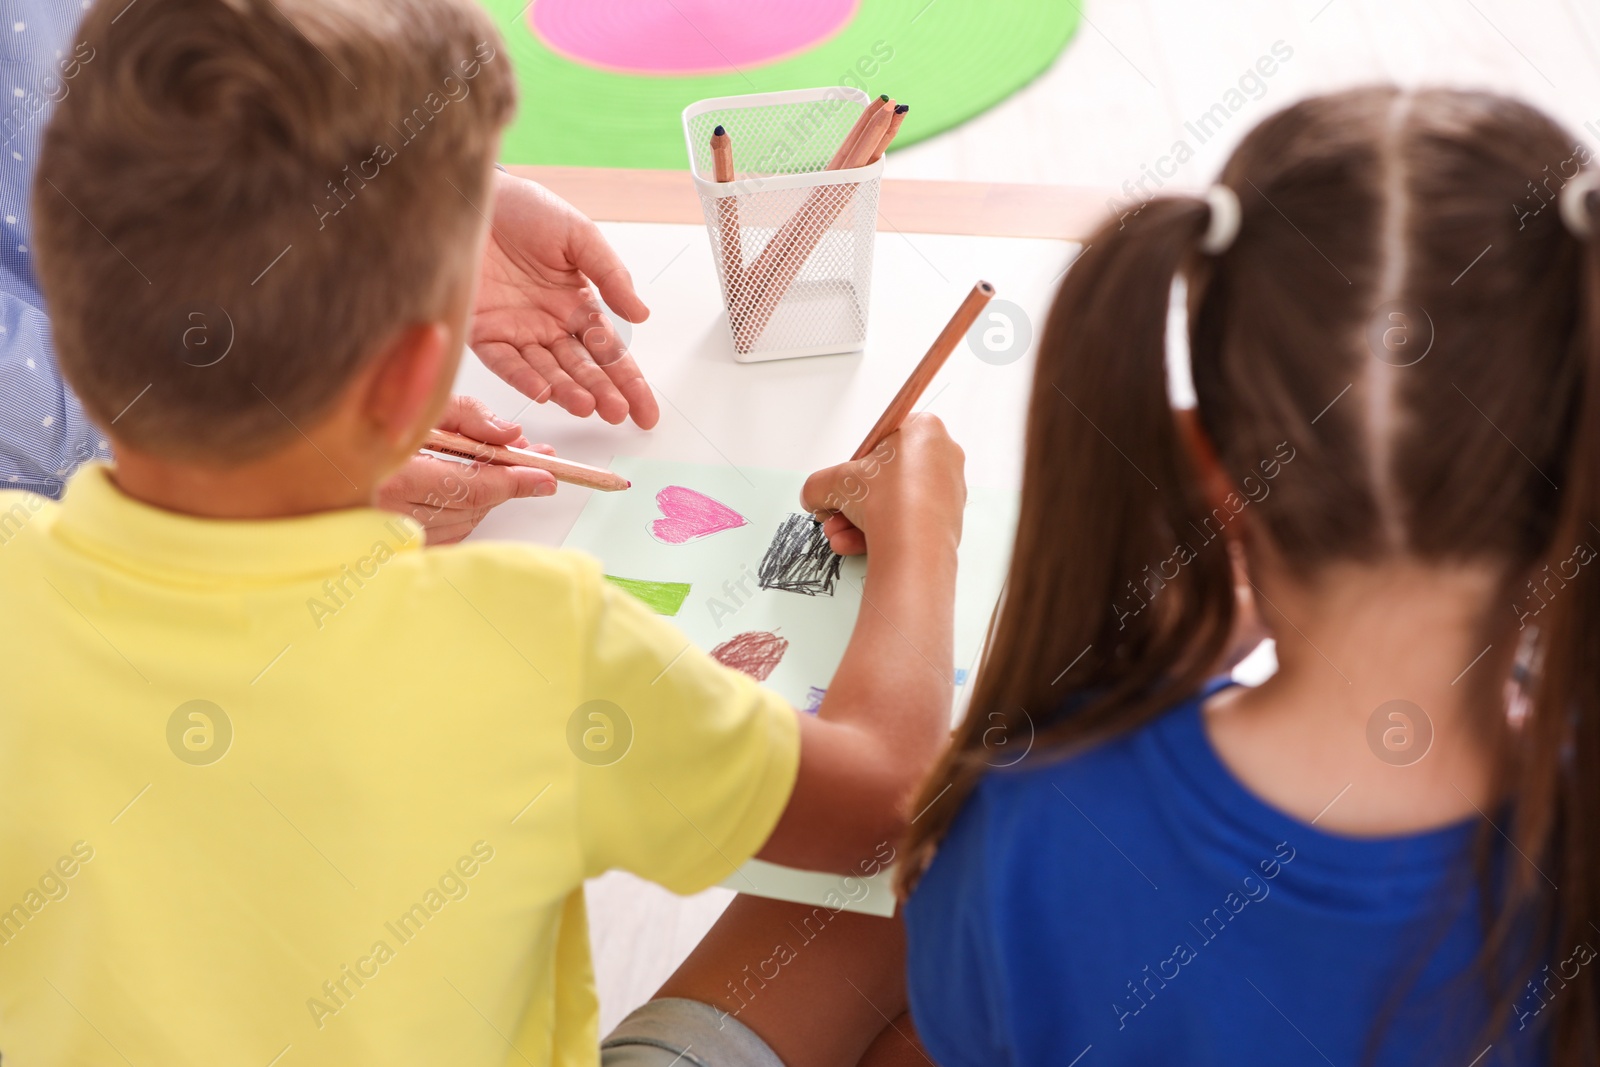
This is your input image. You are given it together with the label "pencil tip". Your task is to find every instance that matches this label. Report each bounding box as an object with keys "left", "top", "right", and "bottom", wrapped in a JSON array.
[
  {"left": 895, "top": 104, "right": 909, "bottom": 114},
  {"left": 713, "top": 124, "right": 725, "bottom": 137}
]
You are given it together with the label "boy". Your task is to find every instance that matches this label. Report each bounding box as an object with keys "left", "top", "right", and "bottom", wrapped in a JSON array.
[{"left": 0, "top": 0, "right": 963, "bottom": 1064}]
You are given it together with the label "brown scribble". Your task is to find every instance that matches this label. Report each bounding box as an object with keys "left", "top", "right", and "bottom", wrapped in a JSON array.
[{"left": 710, "top": 631, "right": 790, "bottom": 681}]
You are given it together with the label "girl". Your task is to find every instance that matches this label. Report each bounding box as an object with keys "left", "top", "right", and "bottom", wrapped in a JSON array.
[{"left": 901, "top": 87, "right": 1600, "bottom": 1066}]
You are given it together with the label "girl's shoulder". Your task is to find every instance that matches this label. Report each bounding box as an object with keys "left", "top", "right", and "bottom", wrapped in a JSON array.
[
  {"left": 969, "top": 678, "right": 1224, "bottom": 829},
  {"left": 934, "top": 675, "right": 1481, "bottom": 923},
  {"left": 911, "top": 682, "right": 1227, "bottom": 947}
]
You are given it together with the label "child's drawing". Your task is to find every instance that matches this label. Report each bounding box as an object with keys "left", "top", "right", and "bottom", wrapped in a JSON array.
[
  {"left": 564, "top": 456, "right": 1017, "bottom": 918},
  {"left": 649, "top": 486, "right": 749, "bottom": 545},
  {"left": 710, "top": 631, "right": 790, "bottom": 681},
  {"left": 757, "top": 513, "right": 843, "bottom": 596},
  {"left": 604, "top": 574, "right": 691, "bottom": 615}
]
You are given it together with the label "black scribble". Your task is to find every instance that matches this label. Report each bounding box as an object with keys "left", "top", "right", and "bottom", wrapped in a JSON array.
[{"left": 757, "top": 513, "right": 843, "bottom": 596}]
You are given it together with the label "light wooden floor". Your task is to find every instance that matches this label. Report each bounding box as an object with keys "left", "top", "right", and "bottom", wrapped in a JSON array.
[{"left": 586, "top": 0, "right": 1600, "bottom": 1039}]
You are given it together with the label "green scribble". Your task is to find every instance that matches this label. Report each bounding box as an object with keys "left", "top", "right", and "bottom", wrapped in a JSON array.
[{"left": 604, "top": 575, "right": 691, "bottom": 616}]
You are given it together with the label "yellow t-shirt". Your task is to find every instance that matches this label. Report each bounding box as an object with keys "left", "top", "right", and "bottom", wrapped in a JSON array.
[{"left": 0, "top": 466, "right": 800, "bottom": 1066}]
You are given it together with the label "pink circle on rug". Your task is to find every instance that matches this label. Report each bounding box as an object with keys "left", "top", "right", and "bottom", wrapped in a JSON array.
[{"left": 530, "top": 0, "right": 860, "bottom": 75}]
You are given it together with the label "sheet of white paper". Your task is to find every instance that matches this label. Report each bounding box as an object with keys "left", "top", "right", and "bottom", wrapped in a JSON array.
[{"left": 563, "top": 455, "right": 1016, "bottom": 916}]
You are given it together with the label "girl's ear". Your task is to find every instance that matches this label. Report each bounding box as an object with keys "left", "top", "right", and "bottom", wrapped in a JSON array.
[
  {"left": 1175, "top": 406, "right": 1235, "bottom": 521},
  {"left": 1177, "top": 406, "right": 1268, "bottom": 656}
]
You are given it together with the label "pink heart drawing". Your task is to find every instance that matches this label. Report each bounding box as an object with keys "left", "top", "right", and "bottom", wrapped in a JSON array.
[{"left": 649, "top": 485, "right": 749, "bottom": 545}]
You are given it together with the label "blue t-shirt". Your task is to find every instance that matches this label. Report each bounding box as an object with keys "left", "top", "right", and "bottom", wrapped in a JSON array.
[{"left": 905, "top": 682, "right": 1542, "bottom": 1066}]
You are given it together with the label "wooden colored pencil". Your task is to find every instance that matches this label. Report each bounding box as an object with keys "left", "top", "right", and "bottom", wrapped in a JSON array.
[
  {"left": 867, "top": 104, "right": 909, "bottom": 164},
  {"left": 737, "top": 103, "right": 896, "bottom": 351},
  {"left": 711, "top": 124, "right": 735, "bottom": 181},
  {"left": 745, "top": 97, "right": 892, "bottom": 300},
  {"left": 825, "top": 93, "right": 890, "bottom": 171},
  {"left": 710, "top": 125, "right": 745, "bottom": 322},
  {"left": 852, "top": 280, "right": 995, "bottom": 460},
  {"left": 422, "top": 429, "right": 630, "bottom": 492}
]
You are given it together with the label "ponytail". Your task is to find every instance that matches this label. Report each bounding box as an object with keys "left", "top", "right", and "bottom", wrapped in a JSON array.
[
  {"left": 897, "top": 196, "right": 1241, "bottom": 895},
  {"left": 1496, "top": 172, "right": 1600, "bottom": 1062}
]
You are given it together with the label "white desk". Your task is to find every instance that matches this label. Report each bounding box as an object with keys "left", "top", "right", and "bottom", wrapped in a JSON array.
[
  {"left": 452, "top": 219, "right": 1073, "bottom": 1033},
  {"left": 456, "top": 221, "right": 1073, "bottom": 542}
]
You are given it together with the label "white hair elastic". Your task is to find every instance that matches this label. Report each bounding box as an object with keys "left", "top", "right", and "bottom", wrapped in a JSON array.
[
  {"left": 1201, "top": 185, "right": 1241, "bottom": 255},
  {"left": 1560, "top": 170, "right": 1600, "bottom": 239}
]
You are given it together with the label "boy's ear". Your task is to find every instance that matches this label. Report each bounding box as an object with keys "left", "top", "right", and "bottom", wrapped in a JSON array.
[{"left": 361, "top": 321, "right": 452, "bottom": 448}]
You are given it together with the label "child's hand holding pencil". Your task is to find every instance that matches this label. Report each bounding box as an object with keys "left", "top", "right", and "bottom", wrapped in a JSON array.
[
  {"left": 421, "top": 428, "right": 630, "bottom": 492},
  {"left": 801, "top": 412, "right": 967, "bottom": 559},
  {"left": 378, "top": 395, "right": 561, "bottom": 545},
  {"left": 803, "top": 280, "right": 992, "bottom": 556}
]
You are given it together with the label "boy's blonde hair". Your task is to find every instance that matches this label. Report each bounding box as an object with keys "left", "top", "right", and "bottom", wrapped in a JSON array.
[{"left": 34, "top": 0, "right": 516, "bottom": 459}]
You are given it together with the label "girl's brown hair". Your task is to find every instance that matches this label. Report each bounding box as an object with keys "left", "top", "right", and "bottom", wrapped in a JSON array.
[{"left": 899, "top": 87, "right": 1600, "bottom": 1060}]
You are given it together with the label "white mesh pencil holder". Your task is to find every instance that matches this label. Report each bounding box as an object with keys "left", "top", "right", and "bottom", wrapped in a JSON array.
[{"left": 684, "top": 88, "right": 883, "bottom": 363}]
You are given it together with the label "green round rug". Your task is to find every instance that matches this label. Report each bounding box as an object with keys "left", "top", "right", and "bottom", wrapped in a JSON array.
[{"left": 481, "top": 0, "right": 1081, "bottom": 168}]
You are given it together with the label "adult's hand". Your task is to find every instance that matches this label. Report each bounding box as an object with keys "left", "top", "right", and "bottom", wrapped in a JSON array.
[
  {"left": 472, "top": 169, "right": 659, "bottom": 429},
  {"left": 377, "top": 395, "right": 556, "bottom": 545}
]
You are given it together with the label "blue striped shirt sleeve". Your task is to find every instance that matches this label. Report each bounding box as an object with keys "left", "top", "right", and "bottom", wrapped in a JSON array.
[
  {"left": 0, "top": 0, "right": 109, "bottom": 498},
  {"left": 0, "top": 289, "right": 107, "bottom": 497}
]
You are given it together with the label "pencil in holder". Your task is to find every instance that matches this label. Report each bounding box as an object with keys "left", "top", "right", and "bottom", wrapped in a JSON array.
[{"left": 684, "top": 88, "right": 883, "bottom": 363}]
